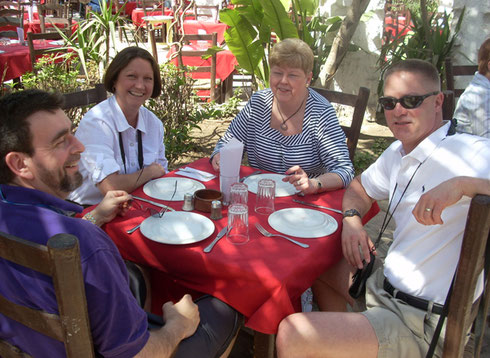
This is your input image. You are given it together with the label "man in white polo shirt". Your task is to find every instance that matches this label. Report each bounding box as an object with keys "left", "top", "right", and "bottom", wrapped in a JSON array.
[{"left": 275, "top": 59, "right": 490, "bottom": 358}]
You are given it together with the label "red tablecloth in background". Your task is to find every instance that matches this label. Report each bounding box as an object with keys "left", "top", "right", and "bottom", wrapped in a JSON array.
[
  {"left": 182, "top": 20, "right": 227, "bottom": 44},
  {"left": 168, "top": 43, "right": 237, "bottom": 81},
  {"left": 0, "top": 40, "right": 63, "bottom": 81},
  {"left": 384, "top": 16, "right": 412, "bottom": 39},
  {"left": 131, "top": 7, "right": 173, "bottom": 27},
  {"left": 94, "top": 158, "right": 379, "bottom": 334},
  {"left": 113, "top": 1, "right": 137, "bottom": 17}
]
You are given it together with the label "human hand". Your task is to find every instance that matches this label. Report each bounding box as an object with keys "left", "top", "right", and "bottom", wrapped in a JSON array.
[
  {"left": 147, "top": 162, "right": 166, "bottom": 180},
  {"left": 90, "top": 190, "right": 132, "bottom": 226},
  {"left": 211, "top": 153, "right": 220, "bottom": 172},
  {"left": 162, "top": 294, "right": 200, "bottom": 340},
  {"left": 284, "top": 165, "right": 316, "bottom": 195},
  {"left": 412, "top": 178, "right": 464, "bottom": 225},
  {"left": 341, "top": 216, "right": 375, "bottom": 269}
]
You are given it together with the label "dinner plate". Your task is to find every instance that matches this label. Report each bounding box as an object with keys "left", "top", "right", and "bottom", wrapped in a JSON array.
[
  {"left": 243, "top": 173, "right": 297, "bottom": 197},
  {"left": 268, "top": 208, "right": 338, "bottom": 238},
  {"left": 143, "top": 177, "right": 205, "bottom": 201},
  {"left": 140, "top": 211, "right": 215, "bottom": 245}
]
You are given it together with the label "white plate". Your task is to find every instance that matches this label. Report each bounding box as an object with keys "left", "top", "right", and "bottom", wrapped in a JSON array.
[
  {"left": 268, "top": 208, "right": 338, "bottom": 238},
  {"left": 140, "top": 211, "right": 215, "bottom": 244},
  {"left": 243, "top": 173, "right": 297, "bottom": 197},
  {"left": 143, "top": 177, "right": 205, "bottom": 201}
]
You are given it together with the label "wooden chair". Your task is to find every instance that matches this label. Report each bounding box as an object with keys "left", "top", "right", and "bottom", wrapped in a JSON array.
[
  {"left": 443, "top": 194, "right": 490, "bottom": 357},
  {"left": 0, "top": 1, "right": 24, "bottom": 39},
  {"left": 310, "top": 86, "right": 370, "bottom": 161},
  {"left": 174, "top": 32, "right": 219, "bottom": 102},
  {"left": 0, "top": 232, "right": 95, "bottom": 357},
  {"left": 27, "top": 31, "right": 66, "bottom": 73},
  {"left": 444, "top": 57, "right": 479, "bottom": 98},
  {"left": 38, "top": 3, "right": 72, "bottom": 36},
  {"left": 442, "top": 90, "right": 455, "bottom": 121},
  {"left": 194, "top": 4, "right": 219, "bottom": 21},
  {"left": 62, "top": 83, "right": 107, "bottom": 110}
]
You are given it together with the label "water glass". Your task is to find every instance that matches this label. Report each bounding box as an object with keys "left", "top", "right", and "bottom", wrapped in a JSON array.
[
  {"left": 226, "top": 203, "right": 249, "bottom": 245},
  {"left": 255, "top": 179, "right": 275, "bottom": 215},
  {"left": 229, "top": 182, "right": 248, "bottom": 205}
]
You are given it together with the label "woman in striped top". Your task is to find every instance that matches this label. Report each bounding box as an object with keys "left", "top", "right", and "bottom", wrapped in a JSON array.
[{"left": 211, "top": 38, "right": 354, "bottom": 195}]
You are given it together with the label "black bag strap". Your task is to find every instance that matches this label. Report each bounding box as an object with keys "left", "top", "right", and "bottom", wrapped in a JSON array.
[{"left": 118, "top": 130, "right": 143, "bottom": 174}]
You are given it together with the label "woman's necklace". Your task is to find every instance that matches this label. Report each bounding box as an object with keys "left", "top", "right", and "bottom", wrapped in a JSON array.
[{"left": 275, "top": 93, "right": 307, "bottom": 131}]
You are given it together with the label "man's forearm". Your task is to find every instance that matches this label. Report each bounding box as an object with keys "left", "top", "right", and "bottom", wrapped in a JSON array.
[
  {"left": 458, "top": 177, "right": 490, "bottom": 198},
  {"left": 342, "top": 176, "right": 375, "bottom": 216}
]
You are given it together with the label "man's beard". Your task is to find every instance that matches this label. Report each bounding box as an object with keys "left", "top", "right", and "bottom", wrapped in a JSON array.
[{"left": 37, "top": 163, "right": 83, "bottom": 195}]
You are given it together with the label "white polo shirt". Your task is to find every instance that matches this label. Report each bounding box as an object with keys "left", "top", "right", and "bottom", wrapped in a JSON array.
[
  {"left": 361, "top": 122, "right": 490, "bottom": 304},
  {"left": 69, "top": 96, "right": 168, "bottom": 205}
]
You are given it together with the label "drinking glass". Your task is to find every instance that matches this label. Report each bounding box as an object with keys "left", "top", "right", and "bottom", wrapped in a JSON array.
[
  {"left": 229, "top": 182, "right": 248, "bottom": 205},
  {"left": 255, "top": 179, "right": 275, "bottom": 215},
  {"left": 226, "top": 203, "right": 249, "bottom": 245}
]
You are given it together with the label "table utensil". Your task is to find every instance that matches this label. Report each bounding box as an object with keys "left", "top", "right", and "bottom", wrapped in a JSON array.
[
  {"left": 239, "top": 170, "right": 261, "bottom": 183},
  {"left": 126, "top": 207, "right": 162, "bottom": 234},
  {"left": 292, "top": 199, "right": 343, "bottom": 214},
  {"left": 132, "top": 195, "right": 175, "bottom": 211},
  {"left": 203, "top": 226, "right": 228, "bottom": 253},
  {"left": 255, "top": 223, "right": 309, "bottom": 248},
  {"left": 268, "top": 208, "right": 338, "bottom": 238},
  {"left": 227, "top": 204, "right": 249, "bottom": 245},
  {"left": 159, "top": 180, "right": 178, "bottom": 217},
  {"left": 255, "top": 179, "right": 275, "bottom": 215}
]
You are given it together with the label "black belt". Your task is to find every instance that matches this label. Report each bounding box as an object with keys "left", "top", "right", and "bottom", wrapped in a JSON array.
[{"left": 383, "top": 278, "right": 443, "bottom": 315}]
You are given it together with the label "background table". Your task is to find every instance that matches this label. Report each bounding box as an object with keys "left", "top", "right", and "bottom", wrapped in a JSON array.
[
  {"left": 0, "top": 40, "right": 63, "bottom": 81},
  {"left": 96, "top": 158, "right": 379, "bottom": 334},
  {"left": 182, "top": 20, "right": 227, "bottom": 44}
]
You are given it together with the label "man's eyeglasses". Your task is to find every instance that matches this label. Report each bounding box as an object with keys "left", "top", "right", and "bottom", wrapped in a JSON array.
[{"left": 378, "top": 91, "right": 440, "bottom": 110}]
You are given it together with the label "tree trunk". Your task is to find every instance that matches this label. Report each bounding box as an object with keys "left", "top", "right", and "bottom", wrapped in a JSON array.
[{"left": 314, "top": 0, "right": 371, "bottom": 88}]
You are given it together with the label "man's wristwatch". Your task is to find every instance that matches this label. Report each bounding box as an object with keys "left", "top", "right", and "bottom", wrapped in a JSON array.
[{"left": 343, "top": 209, "right": 361, "bottom": 219}]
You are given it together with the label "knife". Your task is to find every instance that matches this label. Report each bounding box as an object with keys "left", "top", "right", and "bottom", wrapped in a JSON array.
[
  {"left": 203, "top": 226, "right": 228, "bottom": 253},
  {"left": 239, "top": 170, "right": 262, "bottom": 183},
  {"left": 132, "top": 195, "right": 175, "bottom": 211},
  {"left": 292, "top": 199, "right": 343, "bottom": 214}
]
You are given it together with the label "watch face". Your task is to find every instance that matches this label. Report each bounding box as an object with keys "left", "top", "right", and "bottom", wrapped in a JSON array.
[{"left": 343, "top": 209, "right": 361, "bottom": 218}]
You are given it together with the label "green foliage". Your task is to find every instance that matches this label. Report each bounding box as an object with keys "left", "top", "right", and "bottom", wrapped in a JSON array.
[
  {"left": 391, "top": 0, "right": 438, "bottom": 14},
  {"left": 194, "top": 89, "right": 242, "bottom": 120},
  {"left": 220, "top": 0, "right": 298, "bottom": 89},
  {"left": 353, "top": 138, "right": 390, "bottom": 175},
  {"left": 378, "top": 8, "right": 465, "bottom": 96},
  {"left": 146, "top": 63, "right": 204, "bottom": 165}
]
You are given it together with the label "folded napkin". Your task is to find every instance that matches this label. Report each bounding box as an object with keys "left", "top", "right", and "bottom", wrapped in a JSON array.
[
  {"left": 175, "top": 167, "right": 216, "bottom": 182},
  {"left": 219, "top": 138, "right": 244, "bottom": 204}
]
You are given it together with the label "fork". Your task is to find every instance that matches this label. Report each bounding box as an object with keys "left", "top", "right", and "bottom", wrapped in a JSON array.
[
  {"left": 127, "top": 207, "right": 163, "bottom": 234},
  {"left": 255, "top": 223, "right": 309, "bottom": 248}
]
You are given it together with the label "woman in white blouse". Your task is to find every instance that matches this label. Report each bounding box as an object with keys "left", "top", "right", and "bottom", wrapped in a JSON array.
[{"left": 69, "top": 47, "right": 167, "bottom": 205}]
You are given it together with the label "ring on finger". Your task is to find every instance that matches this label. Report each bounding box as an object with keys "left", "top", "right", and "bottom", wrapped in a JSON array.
[
  {"left": 425, "top": 208, "right": 432, "bottom": 212},
  {"left": 296, "top": 180, "right": 301, "bottom": 186}
]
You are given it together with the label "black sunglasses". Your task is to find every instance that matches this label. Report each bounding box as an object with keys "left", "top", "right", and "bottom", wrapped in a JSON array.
[{"left": 378, "top": 91, "right": 440, "bottom": 110}]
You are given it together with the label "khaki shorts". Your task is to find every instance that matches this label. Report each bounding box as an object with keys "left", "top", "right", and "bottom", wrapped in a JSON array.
[{"left": 360, "top": 268, "right": 445, "bottom": 358}]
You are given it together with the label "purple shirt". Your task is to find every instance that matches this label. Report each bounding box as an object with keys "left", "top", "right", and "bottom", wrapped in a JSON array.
[{"left": 0, "top": 184, "right": 149, "bottom": 357}]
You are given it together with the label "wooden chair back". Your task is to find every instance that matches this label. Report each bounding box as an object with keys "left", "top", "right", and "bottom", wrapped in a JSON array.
[
  {"left": 0, "top": 1, "right": 24, "bottom": 39},
  {"left": 62, "top": 83, "right": 107, "bottom": 110},
  {"left": 443, "top": 194, "right": 490, "bottom": 357},
  {"left": 194, "top": 4, "right": 219, "bottom": 21},
  {"left": 27, "top": 31, "right": 67, "bottom": 72},
  {"left": 442, "top": 90, "right": 455, "bottom": 121},
  {"left": 174, "top": 32, "right": 219, "bottom": 102},
  {"left": 38, "top": 3, "right": 72, "bottom": 35},
  {"left": 310, "top": 86, "right": 370, "bottom": 161},
  {"left": 444, "top": 57, "right": 479, "bottom": 98},
  {"left": 141, "top": 0, "right": 162, "bottom": 16},
  {"left": 0, "top": 232, "right": 95, "bottom": 357}
]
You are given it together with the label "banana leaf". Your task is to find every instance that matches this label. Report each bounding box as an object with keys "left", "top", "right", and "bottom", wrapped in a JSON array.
[{"left": 260, "top": 0, "right": 298, "bottom": 39}]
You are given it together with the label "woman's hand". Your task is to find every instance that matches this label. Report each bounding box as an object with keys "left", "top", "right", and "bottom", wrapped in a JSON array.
[
  {"left": 88, "top": 190, "right": 132, "bottom": 226},
  {"left": 211, "top": 153, "right": 220, "bottom": 172},
  {"left": 284, "top": 165, "right": 317, "bottom": 195}
]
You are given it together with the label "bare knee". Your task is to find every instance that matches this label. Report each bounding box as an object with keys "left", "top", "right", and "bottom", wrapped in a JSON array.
[{"left": 276, "top": 314, "right": 304, "bottom": 358}]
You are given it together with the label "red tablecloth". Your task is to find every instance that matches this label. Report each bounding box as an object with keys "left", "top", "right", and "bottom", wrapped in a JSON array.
[
  {"left": 113, "top": 1, "right": 137, "bottom": 17},
  {"left": 182, "top": 20, "right": 227, "bottom": 44},
  {"left": 0, "top": 40, "right": 63, "bottom": 81},
  {"left": 131, "top": 7, "right": 173, "bottom": 27},
  {"left": 95, "top": 158, "right": 379, "bottom": 334},
  {"left": 384, "top": 16, "right": 412, "bottom": 39},
  {"left": 23, "top": 20, "right": 78, "bottom": 36},
  {"left": 168, "top": 43, "right": 237, "bottom": 81}
]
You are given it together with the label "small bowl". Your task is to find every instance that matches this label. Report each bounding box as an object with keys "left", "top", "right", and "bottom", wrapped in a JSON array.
[{"left": 194, "top": 189, "right": 223, "bottom": 212}]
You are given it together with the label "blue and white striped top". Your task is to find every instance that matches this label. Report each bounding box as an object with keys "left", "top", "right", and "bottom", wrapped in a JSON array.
[{"left": 212, "top": 88, "right": 354, "bottom": 187}]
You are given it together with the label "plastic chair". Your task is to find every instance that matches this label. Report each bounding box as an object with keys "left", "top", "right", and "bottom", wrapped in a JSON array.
[
  {"left": 0, "top": 232, "right": 95, "bottom": 357},
  {"left": 310, "top": 86, "right": 370, "bottom": 161},
  {"left": 443, "top": 194, "right": 490, "bottom": 358}
]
